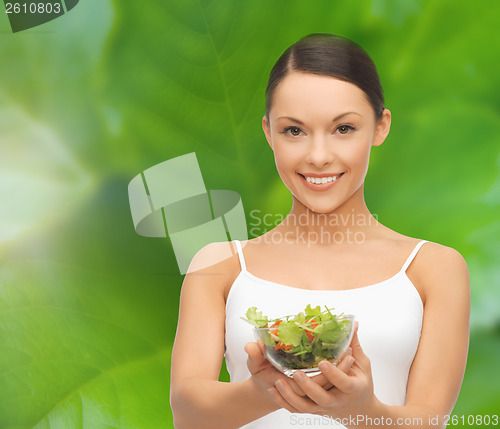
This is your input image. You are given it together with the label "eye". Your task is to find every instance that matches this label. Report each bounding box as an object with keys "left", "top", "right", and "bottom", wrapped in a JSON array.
[
  {"left": 336, "top": 124, "right": 355, "bottom": 135},
  {"left": 279, "top": 126, "right": 303, "bottom": 137}
]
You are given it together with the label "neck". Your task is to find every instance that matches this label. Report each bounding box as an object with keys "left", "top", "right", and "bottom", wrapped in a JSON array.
[{"left": 277, "top": 185, "right": 382, "bottom": 246}]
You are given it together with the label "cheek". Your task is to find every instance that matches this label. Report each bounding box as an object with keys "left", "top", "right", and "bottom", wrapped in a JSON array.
[
  {"left": 339, "top": 134, "right": 373, "bottom": 169},
  {"left": 348, "top": 144, "right": 371, "bottom": 167},
  {"left": 272, "top": 144, "right": 304, "bottom": 193},
  {"left": 273, "top": 144, "right": 302, "bottom": 171}
]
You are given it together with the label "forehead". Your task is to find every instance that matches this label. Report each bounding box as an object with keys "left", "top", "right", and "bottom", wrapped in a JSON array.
[{"left": 271, "top": 72, "right": 372, "bottom": 119}]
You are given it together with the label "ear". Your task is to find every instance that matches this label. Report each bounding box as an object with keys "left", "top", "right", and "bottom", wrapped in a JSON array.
[
  {"left": 372, "top": 108, "right": 391, "bottom": 147},
  {"left": 262, "top": 115, "right": 273, "bottom": 150}
]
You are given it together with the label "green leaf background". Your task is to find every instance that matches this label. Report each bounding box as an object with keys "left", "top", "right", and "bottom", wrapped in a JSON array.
[{"left": 0, "top": 0, "right": 499, "bottom": 427}]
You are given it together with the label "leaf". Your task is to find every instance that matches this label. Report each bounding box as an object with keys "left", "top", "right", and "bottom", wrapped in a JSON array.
[
  {"left": 304, "top": 305, "right": 322, "bottom": 320},
  {"left": 294, "top": 312, "right": 306, "bottom": 325},
  {"left": 245, "top": 307, "right": 268, "bottom": 328},
  {"left": 316, "top": 320, "right": 342, "bottom": 344},
  {"left": 0, "top": 258, "right": 175, "bottom": 428},
  {"left": 277, "top": 321, "right": 302, "bottom": 347},
  {"left": 0, "top": 94, "right": 92, "bottom": 243}
]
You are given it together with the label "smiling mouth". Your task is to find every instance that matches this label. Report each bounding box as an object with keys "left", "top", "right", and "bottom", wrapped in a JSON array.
[{"left": 298, "top": 172, "right": 345, "bottom": 184}]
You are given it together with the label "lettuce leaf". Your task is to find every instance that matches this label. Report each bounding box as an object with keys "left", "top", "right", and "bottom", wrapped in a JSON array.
[
  {"left": 245, "top": 307, "right": 269, "bottom": 328},
  {"left": 277, "top": 320, "right": 302, "bottom": 346},
  {"left": 304, "top": 304, "right": 322, "bottom": 320}
]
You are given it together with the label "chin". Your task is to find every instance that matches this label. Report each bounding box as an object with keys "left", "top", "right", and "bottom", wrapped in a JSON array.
[
  {"left": 300, "top": 198, "right": 341, "bottom": 214},
  {"left": 308, "top": 205, "right": 339, "bottom": 214}
]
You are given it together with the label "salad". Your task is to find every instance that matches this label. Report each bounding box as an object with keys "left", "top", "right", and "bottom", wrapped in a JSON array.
[{"left": 243, "top": 305, "right": 354, "bottom": 371}]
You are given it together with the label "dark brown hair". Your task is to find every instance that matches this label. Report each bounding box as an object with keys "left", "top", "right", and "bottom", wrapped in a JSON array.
[{"left": 265, "top": 33, "right": 385, "bottom": 122}]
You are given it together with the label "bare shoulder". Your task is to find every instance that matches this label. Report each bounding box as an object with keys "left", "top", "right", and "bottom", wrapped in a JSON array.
[
  {"left": 417, "top": 241, "right": 470, "bottom": 279},
  {"left": 186, "top": 241, "right": 239, "bottom": 274},
  {"left": 388, "top": 229, "right": 469, "bottom": 276},
  {"left": 409, "top": 240, "right": 470, "bottom": 303},
  {"left": 184, "top": 240, "right": 242, "bottom": 300}
]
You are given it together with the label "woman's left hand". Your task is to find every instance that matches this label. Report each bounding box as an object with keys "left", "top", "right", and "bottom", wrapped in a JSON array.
[{"left": 268, "top": 322, "right": 378, "bottom": 419}]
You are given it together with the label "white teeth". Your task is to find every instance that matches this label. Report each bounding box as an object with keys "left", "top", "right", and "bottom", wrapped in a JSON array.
[{"left": 304, "top": 173, "right": 342, "bottom": 184}]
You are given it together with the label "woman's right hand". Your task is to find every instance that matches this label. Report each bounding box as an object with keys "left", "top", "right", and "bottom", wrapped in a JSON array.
[{"left": 245, "top": 340, "right": 354, "bottom": 399}]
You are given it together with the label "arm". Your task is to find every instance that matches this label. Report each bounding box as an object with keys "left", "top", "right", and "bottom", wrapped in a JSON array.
[
  {"left": 169, "top": 242, "right": 277, "bottom": 429},
  {"left": 391, "top": 244, "right": 471, "bottom": 427},
  {"left": 268, "top": 243, "right": 471, "bottom": 429}
]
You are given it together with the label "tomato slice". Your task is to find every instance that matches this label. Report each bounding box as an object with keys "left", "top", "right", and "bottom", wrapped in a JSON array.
[
  {"left": 270, "top": 321, "right": 292, "bottom": 350},
  {"left": 274, "top": 341, "right": 292, "bottom": 351},
  {"left": 305, "top": 319, "right": 318, "bottom": 342},
  {"left": 269, "top": 320, "right": 281, "bottom": 336}
]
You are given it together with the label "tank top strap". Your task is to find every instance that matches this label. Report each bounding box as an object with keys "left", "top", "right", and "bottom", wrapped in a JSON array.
[
  {"left": 233, "top": 240, "right": 247, "bottom": 272},
  {"left": 400, "top": 240, "right": 429, "bottom": 273}
]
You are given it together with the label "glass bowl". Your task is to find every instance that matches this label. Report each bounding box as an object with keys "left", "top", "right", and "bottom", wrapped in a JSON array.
[{"left": 253, "top": 314, "right": 355, "bottom": 378}]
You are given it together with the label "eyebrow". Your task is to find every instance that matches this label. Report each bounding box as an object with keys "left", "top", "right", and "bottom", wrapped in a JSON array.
[{"left": 277, "top": 112, "right": 362, "bottom": 124}]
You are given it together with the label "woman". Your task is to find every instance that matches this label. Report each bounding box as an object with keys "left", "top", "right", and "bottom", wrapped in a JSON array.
[{"left": 170, "top": 33, "right": 470, "bottom": 429}]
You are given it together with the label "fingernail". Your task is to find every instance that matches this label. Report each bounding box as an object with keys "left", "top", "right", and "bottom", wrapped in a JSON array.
[
  {"left": 294, "top": 371, "right": 305, "bottom": 381},
  {"left": 275, "top": 379, "right": 284, "bottom": 389},
  {"left": 267, "top": 388, "right": 275, "bottom": 397},
  {"left": 318, "top": 361, "right": 330, "bottom": 373}
]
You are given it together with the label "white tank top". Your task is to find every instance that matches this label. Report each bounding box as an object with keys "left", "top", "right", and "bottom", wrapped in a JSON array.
[{"left": 224, "top": 239, "right": 429, "bottom": 428}]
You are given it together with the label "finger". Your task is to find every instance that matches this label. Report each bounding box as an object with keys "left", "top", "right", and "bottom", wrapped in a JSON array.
[
  {"left": 292, "top": 371, "right": 337, "bottom": 408},
  {"left": 318, "top": 358, "right": 356, "bottom": 393},
  {"left": 349, "top": 322, "right": 370, "bottom": 369},
  {"left": 336, "top": 350, "right": 355, "bottom": 375},
  {"left": 337, "top": 346, "right": 352, "bottom": 363},
  {"left": 309, "top": 373, "right": 334, "bottom": 391},
  {"left": 244, "top": 341, "right": 258, "bottom": 355},
  {"left": 274, "top": 378, "right": 318, "bottom": 414},
  {"left": 245, "top": 342, "right": 265, "bottom": 362},
  {"left": 268, "top": 386, "right": 301, "bottom": 414},
  {"left": 256, "top": 337, "right": 267, "bottom": 355},
  {"left": 284, "top": 377, "right": 307, "bottom": 397},
  {"left": 245, "top": 342, "right": 268, "bottom": 373},
  {"left": 245, "top": 342, "right": 307, "bottom": 397}
]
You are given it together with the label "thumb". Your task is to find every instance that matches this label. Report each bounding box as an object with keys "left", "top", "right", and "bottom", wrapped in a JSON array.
[
  {"left": 349, "top": 321, "right": 370, "bottom": 368},
  {"left": 245, "top": 342, "right": 267, "bottom": 374}
]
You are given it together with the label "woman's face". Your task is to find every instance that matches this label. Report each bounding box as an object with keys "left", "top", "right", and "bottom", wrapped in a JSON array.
[{"left": 262, "top": 71, "right": 391, "bottom": 214}]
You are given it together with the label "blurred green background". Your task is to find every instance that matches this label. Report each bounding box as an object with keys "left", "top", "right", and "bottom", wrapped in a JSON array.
[{"left": 0, "top": 0, "right": 499, "bottom": 427}]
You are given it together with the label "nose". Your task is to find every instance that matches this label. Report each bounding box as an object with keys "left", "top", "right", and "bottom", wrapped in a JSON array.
[{"left": 305, "top": 134, "right": 335, "bottom": 168}]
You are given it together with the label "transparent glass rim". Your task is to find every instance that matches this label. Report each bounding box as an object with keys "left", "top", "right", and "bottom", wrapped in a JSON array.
[{"left": 253, "top": 313, "right": 355, "bottom": 331}]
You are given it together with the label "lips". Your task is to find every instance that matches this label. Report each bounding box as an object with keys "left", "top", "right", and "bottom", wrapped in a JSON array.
[
  {"left": 301, "top": 172, "right": 344, "bottom": 184},
  {"left": 298, "top": 172, "right": 345, "bottom": 191}
]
